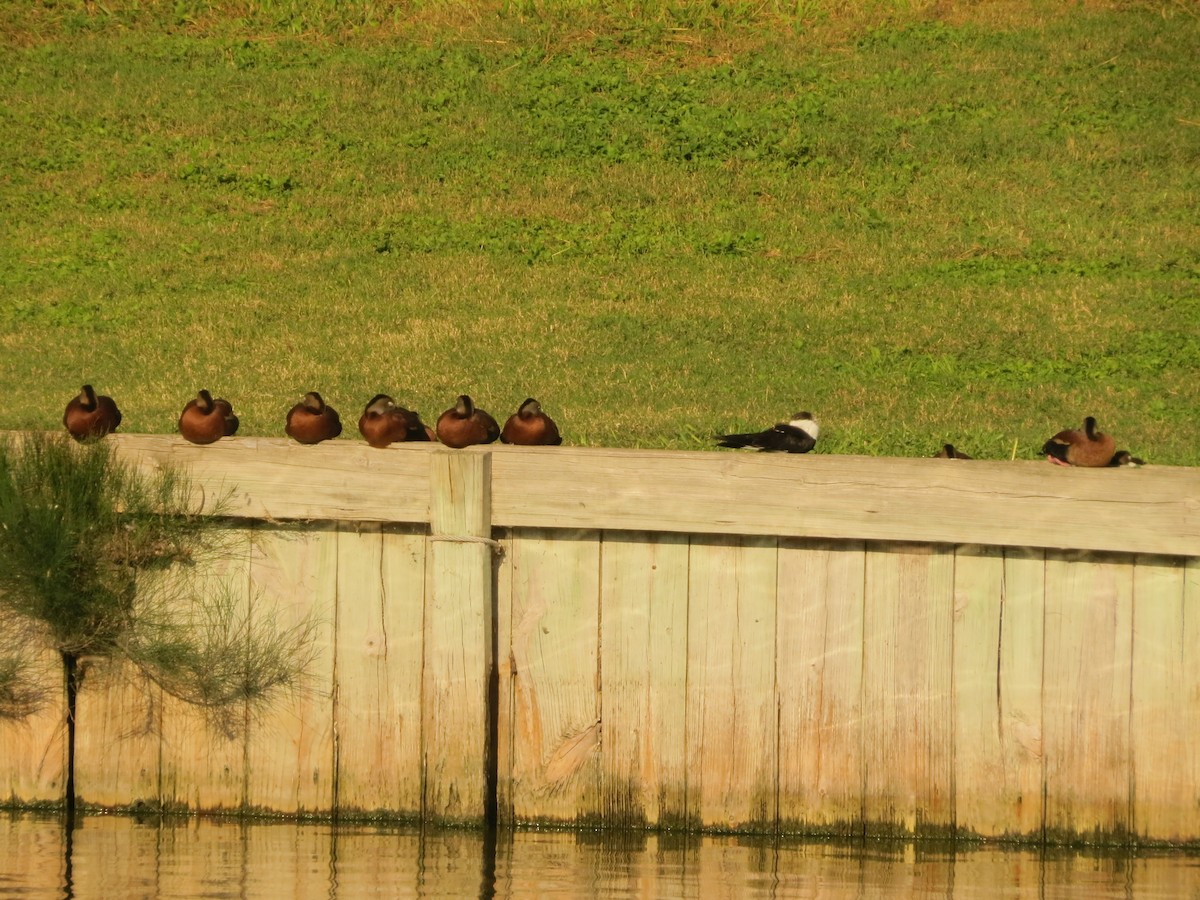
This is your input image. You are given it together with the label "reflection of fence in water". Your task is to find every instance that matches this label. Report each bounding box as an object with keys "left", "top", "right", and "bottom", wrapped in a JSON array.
[{"left": 2, "top": 434, "right": 1197, "bottom": 844}]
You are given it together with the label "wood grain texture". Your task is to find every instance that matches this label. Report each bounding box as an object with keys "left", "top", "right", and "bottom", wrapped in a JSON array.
[
  {"left": 334, "top": 523, "right": 426, "bottom": 817},
  {"left": 685, "top": 536, "right": 778, "bottom": 830},
  {"left": 1131, "top": 555, "right": 1198, "bottom": 843},
  {"left": 507, "top": 527, "right": 602, "bottom": 824},
  {"left": 159, "top": 525, "right": 253, "bottom": 813},
  {"left": 0, "top": 648, "right": 65, "bottom": 804},
  {"left": 490, "top": 446, "right": 1200, "bottom": 556},
  {"left": 245, "top": 523, "right": 337, "bottom": 814},
  {"left": 102, "top": 435, "right": 1200, "bottom": 556},
  {"left": 951, "top": 545, "right": 1006, "bottom": 837},
  {"left": 952, "top": 546, "right": 1045, "bottom": 839},
  {"left": 776, "top": 539, "right": 866, "bottom": 835},
  {"left": 494, "top": 528, "right": 516, "bottom": 825},
  {"left": 1042, "top": 551, "right": 1134, "bottom": 841},
  {"left": 599, "top": 531, "right": 690, "bottom": 829},
  {"left": 110, "top": 434, "right": 430, "bottom": 524},
  {"left": 996, "top": 548, "right": 1047, "bottom": 839},
  {"left": 861, "top": 544, "right": 955, "bottom": 836},
  {"left": 72, "top": 659, "right": 161, "bottom": 808},
  {"left": 424, "top": 450, "right": 493, "bottom": 823}
]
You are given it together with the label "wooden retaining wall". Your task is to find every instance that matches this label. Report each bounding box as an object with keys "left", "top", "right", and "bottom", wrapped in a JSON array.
[{"left": 2, "top": 435, "right": 1198, "bottom": 843}]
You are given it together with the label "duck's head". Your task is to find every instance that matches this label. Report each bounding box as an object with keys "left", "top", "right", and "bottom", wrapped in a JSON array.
[
  {"left": 518, "top": 398, "right": 542, "bottom": 417},
  {"left": 1083, "top": 416, "right": 1100, "bottom": 441},
  {"left": 302, "top": 391, "right": 326, "bottom": 413},
  {"left": 364, "top": 394, "right": 395, "bottom": 415},
  {"left": 79, "top": 384, "right": 97, "bottom": 410},
  {"left": 196, "top": 389, "right": 215, "bottom": 412},
  {"left": 788, "top": 411, "right": 819, "bottom": 439},
  {"left": 455, "top": 395, "right": 475, "bottom": 418}
]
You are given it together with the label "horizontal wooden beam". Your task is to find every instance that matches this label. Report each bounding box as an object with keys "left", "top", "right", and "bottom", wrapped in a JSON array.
[
  {"left": 490, "top": 447, "right": 1200, "bottom": 556},
  {"left": 103, "top": 435, "right": 1200, "bottom": 557},
  {"left": 110, "top": 434, "right": 431, "bottom": 523}
]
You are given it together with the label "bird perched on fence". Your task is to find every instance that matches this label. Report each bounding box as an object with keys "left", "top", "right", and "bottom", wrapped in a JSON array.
[
  {"left": 1042, "top": 416, "right": 1116, "bottom": 467},
  {"left": 500, "top": 398, "right": 562, "bottom": 446},
  {"left": 1108, "top": 450, "right": 1145, "bottom": 467},
  {"left": 63, "top": 384, "right": 122, "bottom": 441},
  {"left": 358, "top": 394, "right": 434, "bottom": 448},
  {"left": 715, "top": 412, "right": 819, "bottom": 454},
  {"left": 178, "top": 389, "right": 239, "bottom": 444},
  {"left": 285, "top": 391, "right": 342, "bottom": 444},
  {"left": 933, "top": 443, "right": 972, "bottom": 459},
  {"left": 436, "top": 395, "right": 500, "bottom": 448}
]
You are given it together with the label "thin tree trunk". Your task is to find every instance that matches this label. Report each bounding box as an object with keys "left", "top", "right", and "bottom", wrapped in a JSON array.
[{"left": 62, "top": 651, "right": 78, "bottom": 825}]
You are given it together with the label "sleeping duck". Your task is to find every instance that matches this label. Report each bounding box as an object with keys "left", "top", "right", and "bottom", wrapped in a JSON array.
[
  {"left": 500, "top": 398, "right": 562, "bottom": 446},
  {"left": 358, "top": 394, "right": 434, "bottom": 448},
  {"left": 716, "top": 412, "right": 819, "bottom": 454},
  {"left": 1042, "top": 416, "right": 1116, "bottom": 467},
  {"left": 63, "top": 384, "right": 122, "bottom": 441},
  {"left": 179, "top": 390, "right": 239, "bottom": 444},
  {"left": 285, "top": 391, "right": 342, "bottom": 444},
  {"left": 436, "top": 395, "right": 500, "bottom": 448}
]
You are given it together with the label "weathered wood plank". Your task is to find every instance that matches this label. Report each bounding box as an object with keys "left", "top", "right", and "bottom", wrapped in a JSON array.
[
  {"left": 103, "top": 436, "right": 1200, "bottom": 557},
  {"left": 110, "top": 434, "right": 431, "bottom": 524},
  {"left": 776, "top": 538, "right": 866, "bottom": 835},
  {"left": 424, "top": 449, "right": 493, "bottom": 823},
  {"left": 952, "top": 545, "right": 1007, "bottom": 837},
  {"left": 861, "top": 543, "right": 955, "bottom": 836},
  {"left": 159, "top": 524, "right": 254, "bottom": 813},
  {"left": 685, "top": 536, "right": 778, "bottom": 831},
  {"left": 490, "top": 446, "right": 1200, "bottom": 556},
  {"left": 1131, "top": 555, "right": 1198, "bottom": 843},
  {"left": 507, "top": 527, "right": 602, "bottom": 824},
  {"left": 952, "top": 546, "right": 1046, "bottom": 839},
  {"left": 73, "top": 659, "right": 161, "bottom": 808},
  {"left": 997, "top": 548, "right": 1047, "bottom": 839},
  {"left": 245, "top": 523, "right": 338, "bottom": 814},
  {"left": 0, "top": 647, "right": 65, "bottom": 805},
  {"left": 1042, "top": 551, "right": 1134, "bottom": 842},
  {"left": 494, "top": 528, "right": 516, "bottom": 825},
  {"left": 599, "top": 531, "right": 690, "bottom": 829},
  {"left": 334, "top": 523, "right": 426, "bottom": 817}
]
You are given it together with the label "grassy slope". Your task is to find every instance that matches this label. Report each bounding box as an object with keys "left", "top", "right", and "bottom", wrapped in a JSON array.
[{"left": 1, "top": 2, "right": 1197, "bottom": 462}]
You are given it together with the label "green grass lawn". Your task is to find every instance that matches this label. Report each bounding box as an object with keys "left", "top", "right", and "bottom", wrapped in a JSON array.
[{"left": 2, "top": 1, "right": 1197, "bottom": 463}]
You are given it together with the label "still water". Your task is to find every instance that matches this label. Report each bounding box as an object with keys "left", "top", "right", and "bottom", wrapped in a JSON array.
[{"left": 1, "top": 813, "right": 1199, "bottom": 899}]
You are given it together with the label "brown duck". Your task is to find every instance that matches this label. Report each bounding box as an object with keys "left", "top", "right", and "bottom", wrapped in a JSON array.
[
  {"left": 63, "top": 384, "right": 122, "bottom": 441},
  {"left": 285, "top": 391, "right": 342, "bottom": 444},
  {"left": 1042, "top": 416, "right": 1116, "bottom": 467},
  {"left": 358, "top": 394, "right": 434, "bottom": 448},
  {"left": 178, "top": 390, "right": 239, "bottom": 445},
  {"left": 500, "top": 398, "right": 562, "bottom": 446},
  {"left": 435, "top": 395, "right": 500, "bottom": 449}
]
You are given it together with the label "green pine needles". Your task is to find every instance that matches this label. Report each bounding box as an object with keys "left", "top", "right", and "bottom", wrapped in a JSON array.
[{"left": 0, "top": 433, "right": 314, "bottom": 796}]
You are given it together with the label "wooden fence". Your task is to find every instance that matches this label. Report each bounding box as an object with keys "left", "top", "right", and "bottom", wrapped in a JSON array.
[{"left": 2, "top": 435, "right": 1198, "bottom": 844}]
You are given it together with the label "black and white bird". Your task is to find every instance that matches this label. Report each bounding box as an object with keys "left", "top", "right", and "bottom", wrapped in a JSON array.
[
  {"left": 715, "top": 412, "right": 819, "bottom": 454},
  {"left": 1108, "top": 450, "right": 1145, "bottom": 467}
]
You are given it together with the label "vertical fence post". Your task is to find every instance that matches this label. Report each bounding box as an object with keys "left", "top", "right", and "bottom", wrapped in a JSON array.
[{"left": 425, "top": 449, "right": 494, "bottom": 824}]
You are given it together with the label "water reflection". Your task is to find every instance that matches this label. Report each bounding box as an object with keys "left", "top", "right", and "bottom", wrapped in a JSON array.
[{"left": 1, "top": 812, "right": 1198, "bottom": 899}]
